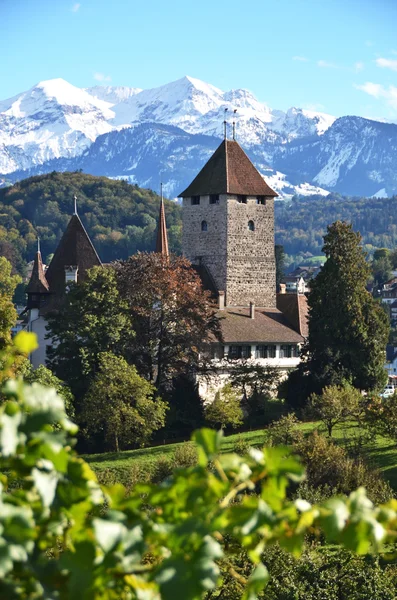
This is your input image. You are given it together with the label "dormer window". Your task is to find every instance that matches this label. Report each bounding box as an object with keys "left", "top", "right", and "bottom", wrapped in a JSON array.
[
  {"left": 257, "top": 196, "right": 266, "bottom": 205},
  {"left": 191, "top": 196, "right": 200, "bottom": 205},
  {"left": 201, "top": 220, "right": 208, "bottom": 232},
  {"left": 210, "top": 194, "right": 219, "bottom": 205},
  {"left": 237, "top": 195, "right": 247, "bottom": 204},
  {"left": 248, "top": 220, "right": 255, "bottom": 231}
]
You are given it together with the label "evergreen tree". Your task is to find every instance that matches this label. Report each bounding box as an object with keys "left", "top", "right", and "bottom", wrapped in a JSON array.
[{"left": 304, "top": 221, "right": 389, "bottom": 394}]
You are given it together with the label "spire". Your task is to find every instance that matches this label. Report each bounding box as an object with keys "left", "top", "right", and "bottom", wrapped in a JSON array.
[
  {"left": 26, "top": 244, "right": 50, "bottom": 295},
  {"left": 73, "top": 195, "right": 78, "bottom": 216},
  {"left": 155, "top": 183, "right": 169, "bottom": 257}
]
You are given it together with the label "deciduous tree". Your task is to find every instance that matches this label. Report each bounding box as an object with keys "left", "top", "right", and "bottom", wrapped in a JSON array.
[
  {"left": 46, "top": 266, "right": 134, "bottom": 400},
  {"left": 204, "top": 383, "right": 243, "bottom": 430},
  {"left": 80, "top": 352, "right": 167, "bottom": 451},
  {"left": 114, "top": 252, "right": 219, "bottom": 392}
]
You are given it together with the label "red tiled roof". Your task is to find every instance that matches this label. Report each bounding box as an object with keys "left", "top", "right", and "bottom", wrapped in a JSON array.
[
  {"left": 179, "top": 139, "right": 277, "bottom": 197},
  {"left": 276, "top": 293, "right": 309, "bottom": 338},
  {"left": 216, "top": 307, "right": 303, "bottom": 344}
]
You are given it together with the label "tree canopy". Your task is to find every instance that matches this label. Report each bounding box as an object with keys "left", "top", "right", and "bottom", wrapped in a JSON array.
[{"left": 80, "top": 352, "right": 167, "bottom": 451}]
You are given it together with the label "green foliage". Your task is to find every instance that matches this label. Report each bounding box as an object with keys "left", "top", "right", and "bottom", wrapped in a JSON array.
[
  {"left": 47, "top": 265, "right": 135, "bottom": 400},
  {"left": 302, "top": 221, "right": 389, "bottom": 397},
  {"left": 268, "top": 414, "right": 303, "bottom": 446},
  {"left": 371, "top": 255, "right": 393, "bottom": 287},
  {"left": 21, "top": 362, "right": 75, "bottom": 418},
  {"left": 80, "top": 352, "right": 167, "bottom": 451},
  {"left": 295, "top": 432, "right": 393, "bottom": 504},
  {"left": 275, "top": 194, "right": 397, "bottom": 260},
  {"left": 4, "top": 335, "right": 397, "bottom": 598},
  {"left": 205, "top": 384, "right": 244, "bottom": 430},
  {"left": 0, "top": 257, "right": 20, "bottom": 351},
  {"left": 0, "top": 171, "right": 182, "bottom": 272},
  {"left": 209, "top": 545, "right": 397, "bottom": 600},
  {"left": 306, "top": 384, "right": 362, "bottom": 437}
]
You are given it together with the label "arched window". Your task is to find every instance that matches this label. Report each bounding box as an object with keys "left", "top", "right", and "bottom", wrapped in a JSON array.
[
  {"left": 201, "top": 220, "right": 208, "bottom": 232},
  {"left": 248, "top": 220, "right": 255, "bottom": 231}
]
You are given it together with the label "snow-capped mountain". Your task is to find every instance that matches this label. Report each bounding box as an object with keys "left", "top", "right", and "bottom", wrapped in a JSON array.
[
  {"left": 0, "top": 78, "right": 115, "bottom": 173},
  {"left": 0, "top": 75, "right": 396, "bottom": 198}
]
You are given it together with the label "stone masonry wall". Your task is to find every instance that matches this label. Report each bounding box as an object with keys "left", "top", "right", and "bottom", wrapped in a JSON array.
[
  {"left": 226, "top": 196, "right": 276, "bottom": 307},
  {"left": 182, "top": 194, "right": 276, "bottom": 307},
  {"left": 182, "top": 194, "right": 228, "bottom": 293}
]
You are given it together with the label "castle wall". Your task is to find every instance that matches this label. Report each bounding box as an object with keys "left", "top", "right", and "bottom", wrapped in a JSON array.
[
  {"left": 182, "top": 194, "right": 276, "bottom": 307},
  {"left": 226, "top": 196, "right": 276, "bottom": 307},
  {"left": 182, "top": 194, "right": 228, "bottom": 293}
]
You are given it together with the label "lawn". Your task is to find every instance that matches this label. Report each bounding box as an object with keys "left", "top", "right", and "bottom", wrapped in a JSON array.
[{"left": 85, "top": 421, "right": 397, "bottom": 490}]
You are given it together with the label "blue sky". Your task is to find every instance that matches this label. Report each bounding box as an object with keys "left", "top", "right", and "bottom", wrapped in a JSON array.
[{"left": 2, "top": 0, "right": 397, "bottom": 120}]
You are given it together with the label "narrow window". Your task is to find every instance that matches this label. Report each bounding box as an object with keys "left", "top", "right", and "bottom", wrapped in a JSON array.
[
  {"left": 210, "top": 194, "right": 219, "bottom": 205},
  {"left": 257, "top": 196, "right": 266, "bottom": 205},
  {"left": 191, "top": 195, "right": 200, "bottom": 205},
  {"left": 201, "top": 220, "right": 208, "bottom": 232},
  {"left": 248, "top": 220, "right": 255, "bottom": 231},
  {"left": 237, "top": 195, "right": 247, "bottom": 204}
]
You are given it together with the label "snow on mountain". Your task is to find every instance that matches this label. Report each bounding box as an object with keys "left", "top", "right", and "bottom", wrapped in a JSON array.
[
  {"left": 275, "top": 116, "right": 397, "bottom": 196},
  {"left": 85, "top": 85, "right": 142, "bottom": 105},
  {"left": 0, "top": 78, "right": 115, "bottom": 173},
  {"left": 3, "top": 75, "right": 397, "bottom": 198}
]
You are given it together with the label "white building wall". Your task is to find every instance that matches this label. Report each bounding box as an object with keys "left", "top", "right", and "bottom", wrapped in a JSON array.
[{"left": 28, "top": 311, "right": 51, "bottom": 369}]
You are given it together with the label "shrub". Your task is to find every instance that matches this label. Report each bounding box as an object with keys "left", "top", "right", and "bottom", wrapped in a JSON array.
[{"left": 173, "top": 442, "right": 198, "bottom": 468}]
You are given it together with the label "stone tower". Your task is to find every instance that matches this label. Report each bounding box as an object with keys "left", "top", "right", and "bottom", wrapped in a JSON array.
[{"left": 179, "top": 139, "right": 278, "bottom": 307}]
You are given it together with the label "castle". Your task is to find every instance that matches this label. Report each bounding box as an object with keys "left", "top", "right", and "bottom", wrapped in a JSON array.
[{"left": 25, "top": 137, "right": 307, "bottom": 390}]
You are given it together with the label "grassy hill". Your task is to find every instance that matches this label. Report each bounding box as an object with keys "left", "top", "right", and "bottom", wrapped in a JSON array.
[
  {"left": 85, "top": 421, "right": 397, "bottom": 492},
  {"left": 0, "top": 171, "right": 182, "bottom": 274}
]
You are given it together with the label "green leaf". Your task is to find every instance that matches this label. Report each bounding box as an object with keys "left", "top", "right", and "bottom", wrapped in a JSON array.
[
  {"left": 242, "top": 563, "right": 269, "bottom": 600},
  {"left": 0, "top": 409, "right": 22, "bottom": 456},
  {"left": 93, "top": 518, "right": 126, "bottom": 553},
  {"left": 192, "top": 428, "right": 223, "bottom": 467},
  {"left": 319, "top": 498, "right": 350, "bottom": 539},
  {"left": 32, "top": 467, "right": 59, "bottom": 507}
]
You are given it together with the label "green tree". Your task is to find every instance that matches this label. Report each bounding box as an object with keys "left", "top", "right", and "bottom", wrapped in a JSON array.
[
  {"left": 303, "top": 221, "right": 389, "bottom": 395},
  {"left": 306, "top": 384, "right": 362, "bottom": 437},
  {"left": 204, "top": 383, "right": 243, "bottom": 430},
  {"left": 275, "top": 244, "right": 285, "bottom": 290},
  {"left": 22, "top": 363, "right": 75, "bottom": 418},
  {"left": 372, "top": 255, "right": 393, "bottom": 288},
  {"left": 46, "top": 266, "right": 135, "bottom": 401},
  {"left": 0, "top": 257, "right": 20, "bottom": 350},
  {"left": 80, "top": 352, "right": 167, "bottom": 451}
]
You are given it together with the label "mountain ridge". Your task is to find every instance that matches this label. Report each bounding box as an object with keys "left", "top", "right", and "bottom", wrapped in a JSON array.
[{"left": 0, "top": 76, "right": 395, "bottom": 198}]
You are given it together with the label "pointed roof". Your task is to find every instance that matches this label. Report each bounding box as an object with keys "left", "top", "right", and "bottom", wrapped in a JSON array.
[
  {"left": 26, "top": 251, "right": 50, "bottom": 294},
  {"left": 45, "top": 214, "right": 101, "bottom": 297},
  {"left": 155, "top": 195, "right": 169, "bottom": 257},
  {"left": 179, "top": 139, "right": 277, "bottom": 197}
]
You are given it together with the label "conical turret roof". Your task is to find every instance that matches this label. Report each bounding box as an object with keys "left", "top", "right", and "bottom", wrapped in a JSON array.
[
  {"left": 26, "top": 250, "right": 49, "bottom": 294},
  {"left": 155, "top": 196, "right": 169, "bottom": 257},
  {"left": 45, "top": 214, "right": 101, "bottom": 297},
  {"left": 179, "top": 139, "right": 277, "bottom": 197}
]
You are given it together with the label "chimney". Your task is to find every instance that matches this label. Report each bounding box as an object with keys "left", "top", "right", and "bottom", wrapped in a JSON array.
[
  {"left": 218, "top": 291, "right": 225, "bottom": 310},
  {"left": 279, "top": 283, "right": 286, "bottom": 294},
  {"left": 250, "top": 302, "right": 255, "bottom": 319}
]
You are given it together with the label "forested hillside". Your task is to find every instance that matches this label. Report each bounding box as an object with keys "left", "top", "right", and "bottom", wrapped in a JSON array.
[
  {"left": 0, "top": 171, "right": 182, "bottom": 273},
  {"left": 1, "top": 172, "right": 397, "bottom": 277},
  {"left": 275, "top": 194, "right": 397, "bottom": 263}
]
